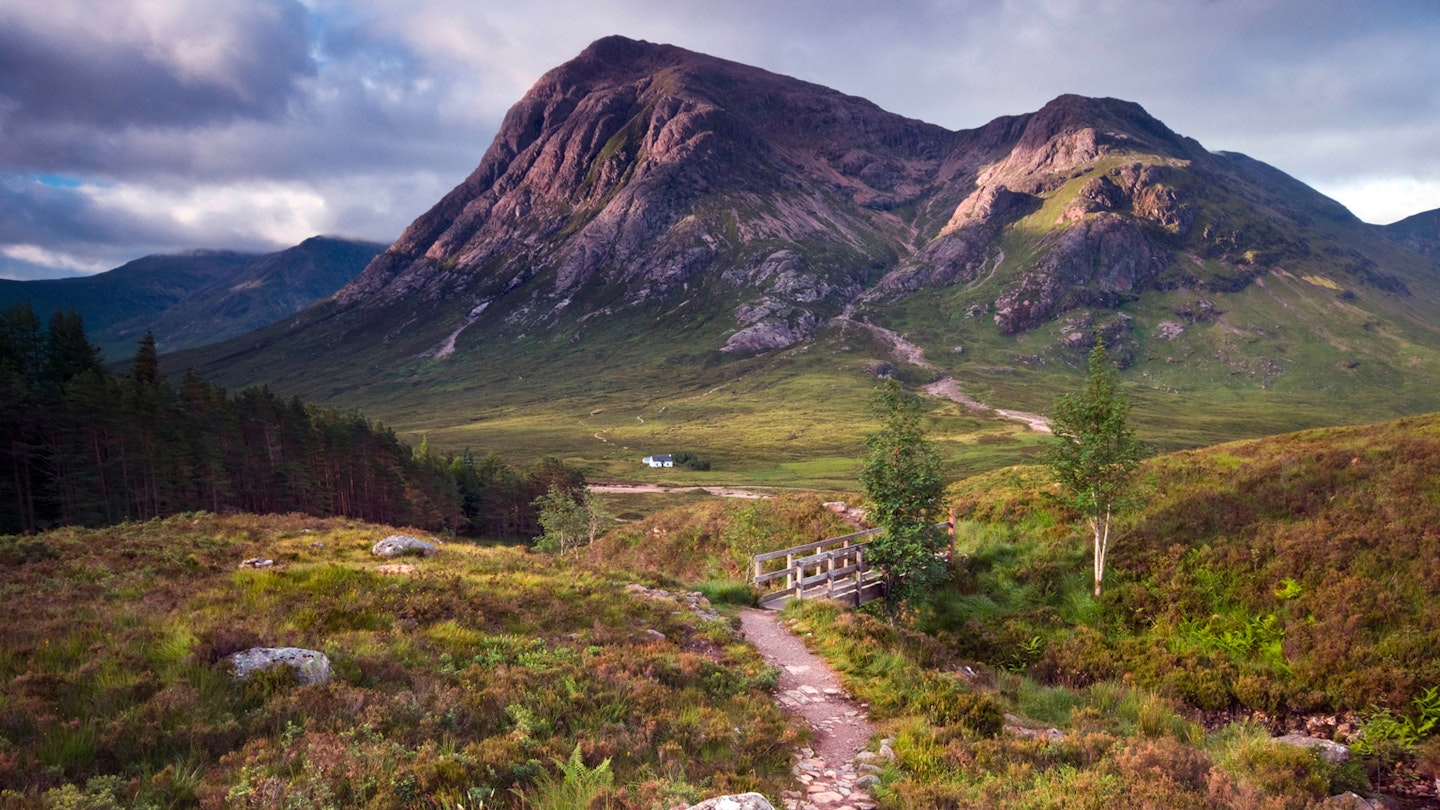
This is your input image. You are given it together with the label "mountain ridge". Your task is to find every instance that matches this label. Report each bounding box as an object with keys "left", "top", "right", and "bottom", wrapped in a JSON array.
[
  {"left": 173, "top": 36, "right": 1440, "bottom": 473},
  {"left": 0, "top": 236, "right": 381, "bottom": 359}
]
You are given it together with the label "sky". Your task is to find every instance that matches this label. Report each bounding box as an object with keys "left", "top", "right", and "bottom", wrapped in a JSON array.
[{"left": 1, "top": 0, "right": 1437, "bottom": 279}]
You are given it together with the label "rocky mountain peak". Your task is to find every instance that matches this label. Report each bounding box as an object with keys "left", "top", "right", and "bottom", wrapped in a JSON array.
[{"left": 324, "top": 36, "right": 1423, "bottom": 363}]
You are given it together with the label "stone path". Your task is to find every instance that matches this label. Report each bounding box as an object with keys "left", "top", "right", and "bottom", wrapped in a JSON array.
[{"left": 739, "top": 610, "right": 891, "bottom": 810}]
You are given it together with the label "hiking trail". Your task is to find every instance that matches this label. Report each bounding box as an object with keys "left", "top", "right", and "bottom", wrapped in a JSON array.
[{"left": 739, "top": 609, "right": 890, "bottom": 810}]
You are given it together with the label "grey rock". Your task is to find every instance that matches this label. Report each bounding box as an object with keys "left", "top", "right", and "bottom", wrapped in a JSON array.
[
  {"left": 685, "top": 794, "right": 776, "bottom": 810},
  {"left": 1274, "top": 733, "right": 1350, "bottom": 765},
  {"left": 1154, "top": 320, "right": 1185, "bottom": 341},
  {"left": 227, "top": 647, "right": 331, "bottom": 686},
  {"left": 238, "top": 557, "right": 273, "bottom": 568},
  {"left": 371, "top": 535, "right": 438, "bottom": 558},
  {"left": 1318, "top": 792, "right": 1382, "bottom": 809}
]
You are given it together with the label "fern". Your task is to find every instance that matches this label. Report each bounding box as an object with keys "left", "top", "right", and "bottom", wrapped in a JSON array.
[{"left": 515, "top": 743, "right": 614, "bottom": 810}]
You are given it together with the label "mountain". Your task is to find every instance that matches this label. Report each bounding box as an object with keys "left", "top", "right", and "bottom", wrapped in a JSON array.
[
  {"left": 0, "top": 250, "right": 257, "bottom": 358},
  {"left": 100, "top": 236, "right": 385, "bottom": 355},
  {"left": 176, "top": 36, "right": 1440, "bottom": 474},
  {"left": 1384, "top": 207, "right": 1440, "bottom": 266},
  {"left": 0, "top": 237, "right": 382, "bottom": 360}
]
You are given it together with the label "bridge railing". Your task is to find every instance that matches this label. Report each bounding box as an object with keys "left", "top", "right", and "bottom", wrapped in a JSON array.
[{"left": 751, "top": 520, "right": 951, "bottom": 609}]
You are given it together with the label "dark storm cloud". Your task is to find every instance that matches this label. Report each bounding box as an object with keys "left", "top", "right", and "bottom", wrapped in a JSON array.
[{"left": 0, "top": 1, "right": 316, "bottom": 174}]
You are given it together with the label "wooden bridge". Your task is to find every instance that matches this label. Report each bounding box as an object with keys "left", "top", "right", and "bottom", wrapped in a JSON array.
[{"left": 750, "top": 518, "right": 952, "bottom": 610}]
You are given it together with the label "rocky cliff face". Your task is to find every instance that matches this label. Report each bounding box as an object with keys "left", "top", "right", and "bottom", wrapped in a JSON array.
[{"left": 324, "top": 36, "right": 1428, "bottom": 361}]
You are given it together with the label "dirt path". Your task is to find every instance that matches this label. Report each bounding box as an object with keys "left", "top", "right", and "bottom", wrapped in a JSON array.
[
  {"left": 843, "top": 314, "right": 1053, "bottom": 434},
  {"left": 923, "top": 378, "right": 1052, "bottom": 434},
  {"left": 588, "top": 483, "right": 769, "bottom": 499},
  {"left": 740, "top": 609, "right": 883, "bottom": 810}
]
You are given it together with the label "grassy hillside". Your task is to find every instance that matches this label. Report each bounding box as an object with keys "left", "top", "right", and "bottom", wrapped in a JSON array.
[
  {"left": 9, "top": 404, "right": 1440, "bottom": 807},
  {"left": 941, "top": 413, "right": 1440, "bottom": 719},
  {"left": 173, "top": 235, "right": 1440, "bottom": 490},
  {"left": 0, "top": 514, "right": 794, "bottom": 808},
  {"left": 596, "top": 415, "right": 1440, "bottom": 806},
  {"left": 175, "top": 296, "right": 1053, "bottom": 489}
]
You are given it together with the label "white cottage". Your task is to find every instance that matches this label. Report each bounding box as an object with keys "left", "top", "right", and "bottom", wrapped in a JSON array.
[{"left": 642, "top": 454, "right": 674, "bottom": 468}]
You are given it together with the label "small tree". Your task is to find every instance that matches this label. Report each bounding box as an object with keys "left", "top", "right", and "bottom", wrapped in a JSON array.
[
  {"left": 532, "top": 484, "right": 608, "bottom": 555},
  {"left": 859, "top": 378, "right": 946, "bottom": 619},
  {"left": 1046, "top": 341, "right": 1143, "bottom": 597}
]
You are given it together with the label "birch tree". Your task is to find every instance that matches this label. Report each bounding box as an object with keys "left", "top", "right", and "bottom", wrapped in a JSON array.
[{"left": 1047, "top": 341, "right": 1142, "bottom": 597}]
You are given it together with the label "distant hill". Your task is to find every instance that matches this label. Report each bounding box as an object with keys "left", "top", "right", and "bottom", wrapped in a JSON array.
[
  {"left": 174, "top": 36, "right": 1440, "bottom": 477},
  {"left": 100, "top": 236, "right": 384, "bottom": 355},
  {"left": 0, "top": 250, "right": 256, "bottom": 359},
  {"left": 0, "top": 237, "right": 382, "bottom": 360}
]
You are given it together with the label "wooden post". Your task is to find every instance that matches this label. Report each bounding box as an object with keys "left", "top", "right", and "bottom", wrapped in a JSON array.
[{"left": 854, "top": 547, "right": 863, "bottom": 606}]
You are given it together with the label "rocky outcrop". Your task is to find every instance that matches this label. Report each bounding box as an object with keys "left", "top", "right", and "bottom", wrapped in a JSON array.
[
  {"left": 1317, "top": 792, "right": 1387, "bottom": 810},
  {"left": 371, "top": 535, "right": 439, "bottom": 558},
  {"left": 227, "top": 647, "right": 331, "bottom": 686},
  {"left": 994, "top": 214, "right": 1166, "bottom": 334},
  {"left": 624, "top": 583, "right": 722, "bottom": 622}
]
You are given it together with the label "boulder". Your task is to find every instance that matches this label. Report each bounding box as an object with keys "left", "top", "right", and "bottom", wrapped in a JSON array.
[
  {"left": 371, "top": 535, "right": 438, "bottom": 558},
  {"left": 1274, "top": 733, "right": 1350, "bottom": 765},
  {"left": 684, "top": 794, "right": 776, "bottom": 810},
  {"left": 1318, "top": 792, "right": 1384, "bottom": 809},
  {"left": 227, "top": 647, "right": 331, "bottom": 686}
]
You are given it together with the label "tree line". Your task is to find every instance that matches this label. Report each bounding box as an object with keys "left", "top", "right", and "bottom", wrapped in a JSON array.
[{"left": 0, "top": 304, "right": 583, "bottom": 538}]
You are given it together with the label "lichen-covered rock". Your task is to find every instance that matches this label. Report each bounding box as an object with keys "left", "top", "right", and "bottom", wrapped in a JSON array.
[
  {"left": 227, "top": 647, "right": 331, "bottom": 685},
  {"left": 684, "top": 794, "right": 775, "bottom": 810},
  {"left": 371, "top": 535, "right": 438, "bottom": 558}
]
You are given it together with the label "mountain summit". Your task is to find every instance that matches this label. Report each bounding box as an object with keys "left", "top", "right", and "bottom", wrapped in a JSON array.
[{"left": 184, "top": 36, "right": 1440, "bottom": 461}]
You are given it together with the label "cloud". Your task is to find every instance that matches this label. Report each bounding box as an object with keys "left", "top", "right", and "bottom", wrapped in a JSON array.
[
  {"left": 2, "top": 0, "right": 1439, "bottom": 278},
  {"left": 0, "top": 1, "right": 313, "bottom": 134}
]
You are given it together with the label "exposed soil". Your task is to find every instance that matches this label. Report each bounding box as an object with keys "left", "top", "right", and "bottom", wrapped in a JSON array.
[{"left": 589, "top": 483, "right": 769, "bottom": 499}]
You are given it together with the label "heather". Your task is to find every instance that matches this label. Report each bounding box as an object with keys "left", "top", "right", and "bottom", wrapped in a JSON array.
[
  {"left": 941, "top": 413, "right": 1440, "bottom": 717},
  {"left": 0, "top": 513, "right": 794, "bottom": 808},
  {"left": 8, "top": 413, "right": 1440, "bottom": 807}
]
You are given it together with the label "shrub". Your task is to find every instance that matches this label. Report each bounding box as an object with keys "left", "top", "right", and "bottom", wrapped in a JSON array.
[
  {"left": 670, "top": 451, "right": 712, "bottom": 471},
  {"left": 906, "top": 672, "right": 1005, "bottom": 737}
]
